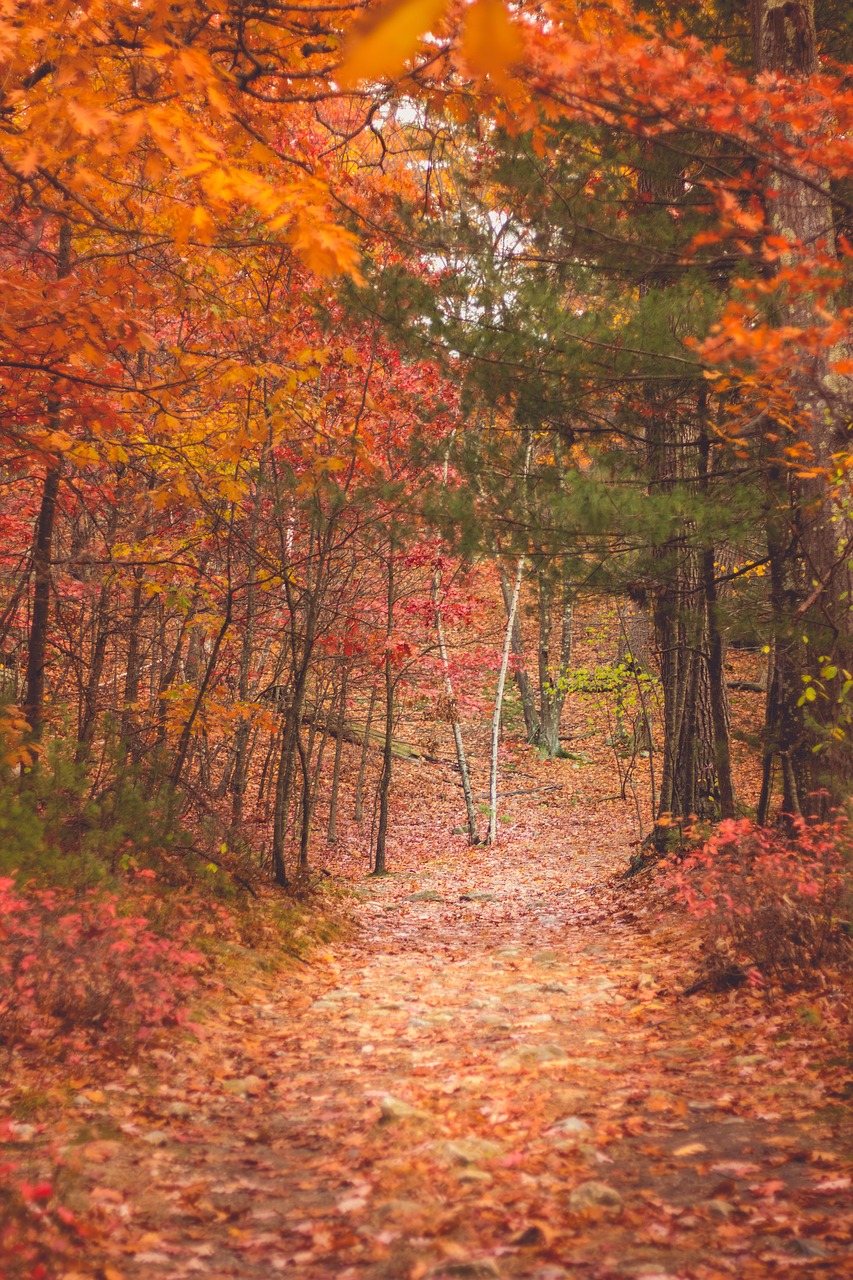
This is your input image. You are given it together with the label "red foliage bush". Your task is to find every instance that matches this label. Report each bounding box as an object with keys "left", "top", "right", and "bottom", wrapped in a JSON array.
[
  {"left": 671, "top": 816, "right": 852, "bottom": 988},
  {"left": 0, "top": 1136, "right": 83, "bottom": 1280},
  {"left": 0, "top": 872, "right": 203, "bottom": 1059}
]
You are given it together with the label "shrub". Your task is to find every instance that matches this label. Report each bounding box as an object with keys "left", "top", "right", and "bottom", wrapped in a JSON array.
[
  {"left": 0, "top": 1138, "right": 82, "bottom": 1280},
  {"left": 0, "top": 724, "right": 195, "bottom": 889},
  {"left": 0, "top": 872, "right": 203, "bottom": 1059},
  {"left": 671, "top": 815, "right": 853, "bottom": 988}
]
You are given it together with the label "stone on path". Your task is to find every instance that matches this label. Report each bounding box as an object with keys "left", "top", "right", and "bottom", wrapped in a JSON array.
[
  {"left": 378, "top": 1095, "right": 434, "bottom": 1125},
  {"left": 142, "top": 1130, "right": 170, "bottom": 1147},
  {"left": 430, "top": 1137, "right": 504, "bottom": 1165},
  {"left": 407, "top": 890, "right": 445, "bottom": 902},
  {"left": 547, "top": 1116, "right": 592, "bottom": 1142},
  {"left": 567, "top": 1180, "right": 623, "bottom": 1212},
  {"left": 498, "top": 1043, "right": 567, "bottom": 1067},
  {"left": 428, "top": 1260, "right": 500, "bottom": 1278},
  {"left": 222, "top": 1075, "right": 265, "bottom": 1097},
  {"left": 165, "top": 1100, "right": 192, "bottom": 1118}
]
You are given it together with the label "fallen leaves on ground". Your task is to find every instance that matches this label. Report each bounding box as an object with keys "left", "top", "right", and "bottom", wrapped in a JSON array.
[{"left": 3, "top": 817, "right": 852, "bottom": 1279}]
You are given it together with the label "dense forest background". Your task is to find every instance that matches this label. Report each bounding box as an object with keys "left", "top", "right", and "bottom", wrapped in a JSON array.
[{"left": 3, "top": 0, "right": 853, "bottom": 883}]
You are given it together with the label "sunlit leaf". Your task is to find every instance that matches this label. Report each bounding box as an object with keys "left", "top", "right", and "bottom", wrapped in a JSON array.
[
  {"left": 338, "top": 0, "right": 447, "bottom": 88},
  {"left": 460, "top": 0, "right": 523, "bottom": 82}
]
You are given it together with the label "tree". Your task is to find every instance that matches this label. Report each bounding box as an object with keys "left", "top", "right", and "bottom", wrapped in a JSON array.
[{"left": 343, "top": 0, "right": 853, "bottom": 830}]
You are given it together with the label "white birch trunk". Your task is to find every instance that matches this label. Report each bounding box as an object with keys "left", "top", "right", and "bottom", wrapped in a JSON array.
[
  {"left": 488, "top": 556, "right": 525, "bottom": 844},
  {"left": 433, "top": 569, "right": 480, "bottom": 844}
]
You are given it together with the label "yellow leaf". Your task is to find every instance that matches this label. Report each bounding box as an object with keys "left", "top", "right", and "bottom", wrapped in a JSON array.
[
  {"left": 338, "top": 0, "right": 447, "bottom": 88},
  {"left": 461, "top": 0, "right": 523, "bottom": 82},
  {"left": 191, "top": 204, "right": 216, "bottom": 244},
  {"left": 673, "top": 1142, "right": 707, "bottom": 1158},
  {"left": 219, "top": 477, "right": 246, "bottom": 502},
  {"left": 290, "top": 217, "right": 364, "bottom": 282}
]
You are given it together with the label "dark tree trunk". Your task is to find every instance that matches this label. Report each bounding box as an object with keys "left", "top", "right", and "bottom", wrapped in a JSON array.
[
  {"left": 751, "top": 0, "right": 853, "bottom": 809},
  {"left": 169, "top": 593, "right": 233, "bottom": 787},
  {"left": 647, "top": 404, "right": 718, "bottom": 845},
  {"left": 24, "top": 464, "right": 62, "bottom": 744},
  {"left": 327, "top": 666, "right": 348, "bottom": 844},
  {"left": 354, "top": 683, "right": 377, "bottom": 824},
  {"left": 272, "top": 710, "right": 297, "bottom": 888},
  {"left": 75, "top": 579, "right": 113, "bottom": 764},
  {"left": 24, "top": 217, "right": 72, "bottom": 747},
  {"left": 698, "top": 411, "right": 736, "bottom": 819},
  {"left": 373, "top": 551, "right": 395, "bottom": 875},
  {"left": 120, "top": 572, "right": 145, "bottom": 761}
]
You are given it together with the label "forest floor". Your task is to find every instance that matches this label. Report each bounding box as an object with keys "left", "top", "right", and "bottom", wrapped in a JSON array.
[
  {"left": 8, "top": 814, "right": 853, "bottom": 1280},
  {"left": 4, "top": 612, "right": 853, "bottom": 1278}
]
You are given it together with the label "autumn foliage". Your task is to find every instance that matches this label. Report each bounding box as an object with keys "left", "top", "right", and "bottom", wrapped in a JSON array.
[
  {"left": 0, "top": 1149, "right": 83, "bottom": 1280},
  {"left": 0, "top": 872, "right": 203, "bottom": 1060},
  {"left": 672, "top": 815, "right": 853, "bottom": 989}
]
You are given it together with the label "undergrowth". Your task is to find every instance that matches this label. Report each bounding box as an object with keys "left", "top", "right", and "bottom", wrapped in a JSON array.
[
  {"left": 0, "top": 1117, "right": 87, "bottom": 1280},
  {"left": 671, "top": 815, "right": 853, "bottom": 991},
  {"left": 0, "top": 732, "right": 352, "bottom": 1055},
  {"left": 0, "top": 741, "right": 351, "bottom": 1273}
]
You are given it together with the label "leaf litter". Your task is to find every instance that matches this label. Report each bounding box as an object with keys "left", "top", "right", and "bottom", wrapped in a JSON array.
[
  {"left": 2, "top": 639, "right": 852, "bottom": 1279},
  {"left": 4, "top": 804, "right": 852, "bottom": 1280}
]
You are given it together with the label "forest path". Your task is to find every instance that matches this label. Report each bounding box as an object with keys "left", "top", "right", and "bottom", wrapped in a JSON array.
[{"left": 73, "top": 839, "right": 853, "bottom": 1280}]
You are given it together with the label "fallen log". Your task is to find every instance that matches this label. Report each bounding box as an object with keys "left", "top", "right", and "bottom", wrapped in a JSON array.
[
  {"left": 301, "top": 711, "right": 440, "bottom": 763},
  {"left": 473, "top": 783, "right": 562, "bottom": 800},
  {"left": 726, "top": 679, "right": 766, "bottom": 693}
]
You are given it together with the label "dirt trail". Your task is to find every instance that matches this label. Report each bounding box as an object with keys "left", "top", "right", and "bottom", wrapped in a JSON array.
[{"left": 54, "top": 836, "right": 853, "bottom": 1280}]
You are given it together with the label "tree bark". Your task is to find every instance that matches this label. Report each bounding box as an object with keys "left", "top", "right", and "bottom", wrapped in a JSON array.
[
  {"left": 327, "top": 665, "right": 348, "bottom": 845},
  {"left": 537, "top": 572, "right": 573, "bottom": 756},
  {"left": 751, "top": 0, "right": 853, "bottom": 808},
  {"left": 698, "top": 409, "right": 736, "bottom": 819},
  {"left": 373, "top": 547, "right": 396, "bottom": 875},
  {"left": 433, "top": 569, "right": 480, "bottom": 843},
  {"left": 354, "top": 683, "right": 377, "bottom": 824},
  {"left": 499, "top": 566, "right": 540, "bottom": 743},
  {"left": 24, "top": 217, "right": 72, "bottom": 746},
  {"left": 488, "top": 556, "right": 524, "bottom": 844}
]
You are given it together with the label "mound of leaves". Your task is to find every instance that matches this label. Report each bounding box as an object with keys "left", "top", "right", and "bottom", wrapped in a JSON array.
[
  {"left": 0, "top": 870, "right": 204, "bottom": 1060},
  {"left": 671, "top": 815, "right": 853, "bottom": 991}
]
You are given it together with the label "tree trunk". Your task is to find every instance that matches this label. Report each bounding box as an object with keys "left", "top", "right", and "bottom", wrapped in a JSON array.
[
  {"left": 698, "top": 410, "right": 736, "bottom": 819},
  {"left": 373, "top": 549, "right": 396, "bottom": 875},
  {"left": 272, "top": 711, "right": 297, "bottom": 888},
  {"left": 615, "top": 600, "right": 654, "bottom": 754},
  {"left": 354, "top": 683, "right": 377, "bottom": 824},
  {"left": 647, "top": 405, "right": 717, "bottom": 845},
  {"left": 702, "top": 546, "right": 736, "bottom": 819},
  {"left": 75, "top": 578, "right": 113, "bottom": 764},
  {"left": 169, "top": 593, "right": 233, "bottom": 787},
  {"left": 433, "top": 569, "right": 480, "bottom": 843},
  {"left": 751, "top": 0, "right": 853, "bottom": 808},
  {"left": 327, "top": 666, "right": 348, "bottom": 845},
  {"left": 499, "top": 565, "right": 540, "bottom": 743},
  {"left": 24, "top": 217, "right": 72, "bottom": 747},
  {"left": 537, "top": 572, "right": 573, "bottom": 756},
  {"left": 488, "top": 556, "right": 524, "bottom": 844},
  {"left": 120, "top": 572, "right": 145, "bottom": 762}
]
